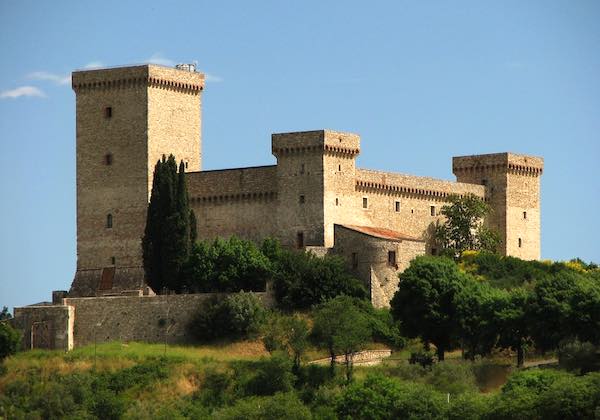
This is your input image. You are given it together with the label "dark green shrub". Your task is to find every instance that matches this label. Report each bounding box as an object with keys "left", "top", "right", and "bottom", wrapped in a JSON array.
[
  {"left": 87, "top": 388, "right": 126, "bottom": 420},
  {"left": 0, "top": 321, "right": 20, "bottom": 361},
  {"left": 409, "top": 350, "right": 435, "bottom": 368},
  {"left": 99, "top": 358, "right": 170, "bottom": 393},
  {"left": 558, "top": 339, "right": 600, "bottom": 374},
  {"left": 447, "top": 392, "right": 491, "bottom": 420},
  {"left": 195, "top": 367, "right": 234, "bottom": 408},
  {"left": 336, "top": 374, "right": 447, "bottom": 420},
  {"left": 181, "top": 236, "right": 271, "bottom": 293},
  {"left": 189, "top": 292, "right": 267, "bottom": 341},
  {"left": 262, "top": 238, "right": 367, "bottom": 310},
  {"left": 213, "top": 392, "right": 311, "bottom": 420},
  {"left": 234, "top": 353, "right": 296, "bottom": 397}
]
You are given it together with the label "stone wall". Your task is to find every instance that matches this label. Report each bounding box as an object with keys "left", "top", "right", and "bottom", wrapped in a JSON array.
[
  {"left": 12, "top": 305, "right": 74, "bottom": 351},
  {"left": 62, "top": 290, "right": 274, "bottom": 348},
  {"left": 187, "top": 166, "right": 279, "bottom": 242},
  {"left": 332, "top": 224, "right": 426, "bottom": 308}
]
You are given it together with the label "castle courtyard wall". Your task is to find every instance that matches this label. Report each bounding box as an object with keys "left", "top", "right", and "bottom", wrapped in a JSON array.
[{"left": 62, "top": 292, "right": 272, "bottom": 347}]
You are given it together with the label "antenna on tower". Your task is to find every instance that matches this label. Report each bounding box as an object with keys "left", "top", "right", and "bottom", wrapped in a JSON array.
[{"left": 175, "top": 62, "right": 196, "bottom": 72}]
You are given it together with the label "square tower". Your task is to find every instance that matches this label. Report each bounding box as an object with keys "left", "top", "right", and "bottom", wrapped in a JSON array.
[
  {"left": 70, "top": 65, "right": 204, "bottom": 296},
  {"left": 453, "top": 153, "right": 544, "bottom": 260}
]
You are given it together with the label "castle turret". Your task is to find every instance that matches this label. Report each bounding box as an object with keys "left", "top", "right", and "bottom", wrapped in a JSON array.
[
  {"left": 271, "top": 130, "right": 360, "bottom": 248},
  {"left": 453, "top": 153, "right": 544, "bottom": 260},
  {"left": 70, "top": 64, "right": 204, "bottom": 296}
]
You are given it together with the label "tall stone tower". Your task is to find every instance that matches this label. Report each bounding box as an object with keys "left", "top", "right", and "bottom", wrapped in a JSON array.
[
  {"left": 70, "top": 65, "right": 205, "bottom": 296},
  {"left": 453, "top": 153, "right": 544, "bottom": 260}
]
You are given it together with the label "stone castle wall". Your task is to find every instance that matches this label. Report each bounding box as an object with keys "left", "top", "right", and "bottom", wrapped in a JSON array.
[
  {"left": 63, "top": 291, "right": 273, "bottom": 347},
  {"left": 187, "top": 166, "right": 278, "bottom": 242}
]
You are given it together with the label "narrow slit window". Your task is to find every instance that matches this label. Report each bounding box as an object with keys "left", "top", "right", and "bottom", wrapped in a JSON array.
[
  {"left": 523, "top": 211, "right": 527, "bottom": 219},
  {"left": 430, "top": 206, "right": 436, "bottom": 216},
  {"left": 388, "top": 251, "right": 397, "bottom": 267},
  {"left": 338, "top": 164, "right": 342, "bottom": 171},
  {"left": 111, "top": 256, "right": 116, "bottom": 265},
  {"left": 352, "top": 252, "right": 358, "bottom": 270},
  {"left": 335, "top": 198, "right": 339, "bottom": 206},
  {"left": 106, "top": 214, "right": 113, "bottom": 229},
  {"left": 363, "top": 197, "right": 368, "bottom": 209},
  {"left": 395, "top": 201, "right": 400, "bottom": 212},
  {"left": 297, "top": 232, "right": 304, "bottom": 249},
  {"left": 518, "top": 238, "right": 522, "bottom": 248},
  {"left": 104, "top": 106, "right": 112, "bottom": 118},
  {"left": 105, "top": 153, "right": 113, "bottom": 165},
  {"left": 299, "top": 195, "right": 305, "bottom": 204},
  {"left": 185, "top": 161, "right": 189, "bottom": 169}
]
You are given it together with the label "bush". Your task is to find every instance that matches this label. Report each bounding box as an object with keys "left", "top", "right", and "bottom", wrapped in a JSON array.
[
  {"left": 233, "top": 354, "right": 296, "bottom": 397},
  {"left": 0, "top": 322, "right": 20, "bottom": 361},
  {"left": 189, "top": 292, "right": 267, "bottom": 341},
  {"left": 336, "top": 374, "right": 447, "bottom": 420},
  {"left": 263, "top": 238, "right": 367, "bottom": 310},
  {"left": 213, "top": 392, "right": 311, "bottom": 420},
  {"left": 558, "top": 339, "right": 600, "bottom": 374},
  {"left": 181, "top": 236, "right": 271, "bottom": 293},
  {"left": 409, "top": 350, "right": 435, "bottom": 368}
]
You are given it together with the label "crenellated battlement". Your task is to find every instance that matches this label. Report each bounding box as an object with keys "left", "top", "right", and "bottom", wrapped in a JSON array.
[{"left": 72, "top": 64, "right": 205, "bottom": 94}]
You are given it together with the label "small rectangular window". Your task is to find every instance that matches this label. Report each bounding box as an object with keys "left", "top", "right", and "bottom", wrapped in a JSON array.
[
  {"left": 297, "top": 232, "right": 304, "bottom": 249},
  {"left": 395, "top": 201, "right": 400, "bottom": 212},
  {"left": 111, "top": 256, "right": 116, "bottom": 265},
  {"left": 300, "top": 163, "right": 305, "bottom": 174},
  {"left": 430, "top": 206, "right": 436, "bottom": 216},
  {"left": 104, "top": 107, "right": 112, "bottom": 118},
  {"left": 523, "top": 211, "right": 527, "bottom": 220},
  {"left": 481, "top": 179, "right": 488, "bottom": 186},
  {"left": 299, "top": 195, "right": 305, "bottom": 204},
  {"left": 388, "top": 251, "right": 397, "bottom": 267},
  {"left": 431, "top": 248, "right": 438, "bottom": 256},
  {"left": 363, "top": 197, "right": 368, "bottom": 209},
  {"left": 335, "top": 198, "right": 339, "bottom": 206},
  {"left": 105, "top": 153, "right": 113, "bottom": 165},
  {"left": 352, "top": 252, "right": 358, "bottom": 270},
  {"left": 518, "top": 238, "right": 522, "bottom": 248}
]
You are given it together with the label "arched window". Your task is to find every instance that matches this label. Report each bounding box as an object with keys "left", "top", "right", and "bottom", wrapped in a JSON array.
[{"left": 106, "top": 214, "right": 113, "bottom": 229}]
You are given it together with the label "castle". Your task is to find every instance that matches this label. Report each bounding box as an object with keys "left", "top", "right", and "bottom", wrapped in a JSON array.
[{"left": 13, "top": 64, "right": 543, "bottom": 350}]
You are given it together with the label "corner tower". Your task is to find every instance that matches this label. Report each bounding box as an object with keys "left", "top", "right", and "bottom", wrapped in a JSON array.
[
  {"left": 453, "top": 153, "right": 544, "bottom": 260},
  {"left": 70, "top": 65, "right": 204, "bottom": 296}
]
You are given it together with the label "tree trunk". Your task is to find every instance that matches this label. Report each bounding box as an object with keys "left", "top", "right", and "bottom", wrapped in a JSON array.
[
  {"left": 329, "top": 349, "right": 336, "bottom": 377},
  {"left": 437, "top": 346, "right": 445, "bottom": 361},
  {"left": 517, "top": 344, "right": 524, "bottom": 368},
  {"left": 345, "top": 353, "right": 352, "bottom": 383}
]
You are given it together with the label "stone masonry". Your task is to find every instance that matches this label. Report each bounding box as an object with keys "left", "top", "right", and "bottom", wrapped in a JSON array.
[
  {"left": 13, "top": 62, "right": 544, "bottom": 350},
  {"left": 67, "top": 64, "right": 544, "bottom": 307}
]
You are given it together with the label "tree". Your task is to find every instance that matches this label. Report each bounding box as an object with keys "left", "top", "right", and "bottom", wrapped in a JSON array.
[
  {"left": 263, "top": 314, "right": 309, "bottom": 372},
  {"left": 181, "top": 236, "right": 271, "bottom": 293},
  {"left": 434, "top": 194, "right": 500, "bottom": 258},
  {"left": 390, "top": 256, "right": 468, "bottom": 361},
  {"left": 454, "top": 279, "right": 501, "bottom": 360},
  {"left": 0, "top": 321, "right": 20, "bottom": 361},
  {"left": 188, "top": 292, "right": 267, "bottom": 342},
  {"left": 494, "top": 288, "right": 532, "bottom": 367},
  {"left": 0, "top": 307, "right": 11, "bottom": 321},
  {"left": 142, "top": 155, "right": 197, "bottom": 293},
  {"left": 312, "top": 296, "right": 371, "bottom": 382},
  {"left": 262, "top": 239, "right": 367, "bottom": 310},
  {"left": 529, "top": 271, "right": 600, "bottom": 351}
]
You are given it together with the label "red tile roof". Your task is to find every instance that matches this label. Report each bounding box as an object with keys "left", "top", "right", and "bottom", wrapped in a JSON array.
[{"left": 338, "top": 224, "right": 423, "bottom": 242}]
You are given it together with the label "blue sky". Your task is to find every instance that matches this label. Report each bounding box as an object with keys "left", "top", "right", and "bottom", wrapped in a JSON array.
[{"left": 1, "top": 1, "right": 599, "bottom": 310}]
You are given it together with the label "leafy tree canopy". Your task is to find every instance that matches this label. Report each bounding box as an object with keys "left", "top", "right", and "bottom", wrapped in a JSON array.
[{"left": 434, "top": 194, "right": 500, "bottom": 258}]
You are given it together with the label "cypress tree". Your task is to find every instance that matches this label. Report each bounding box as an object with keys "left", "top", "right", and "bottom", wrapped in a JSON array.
[{"left": 142, "top": 154, "right": 195, "bottom": 293}]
